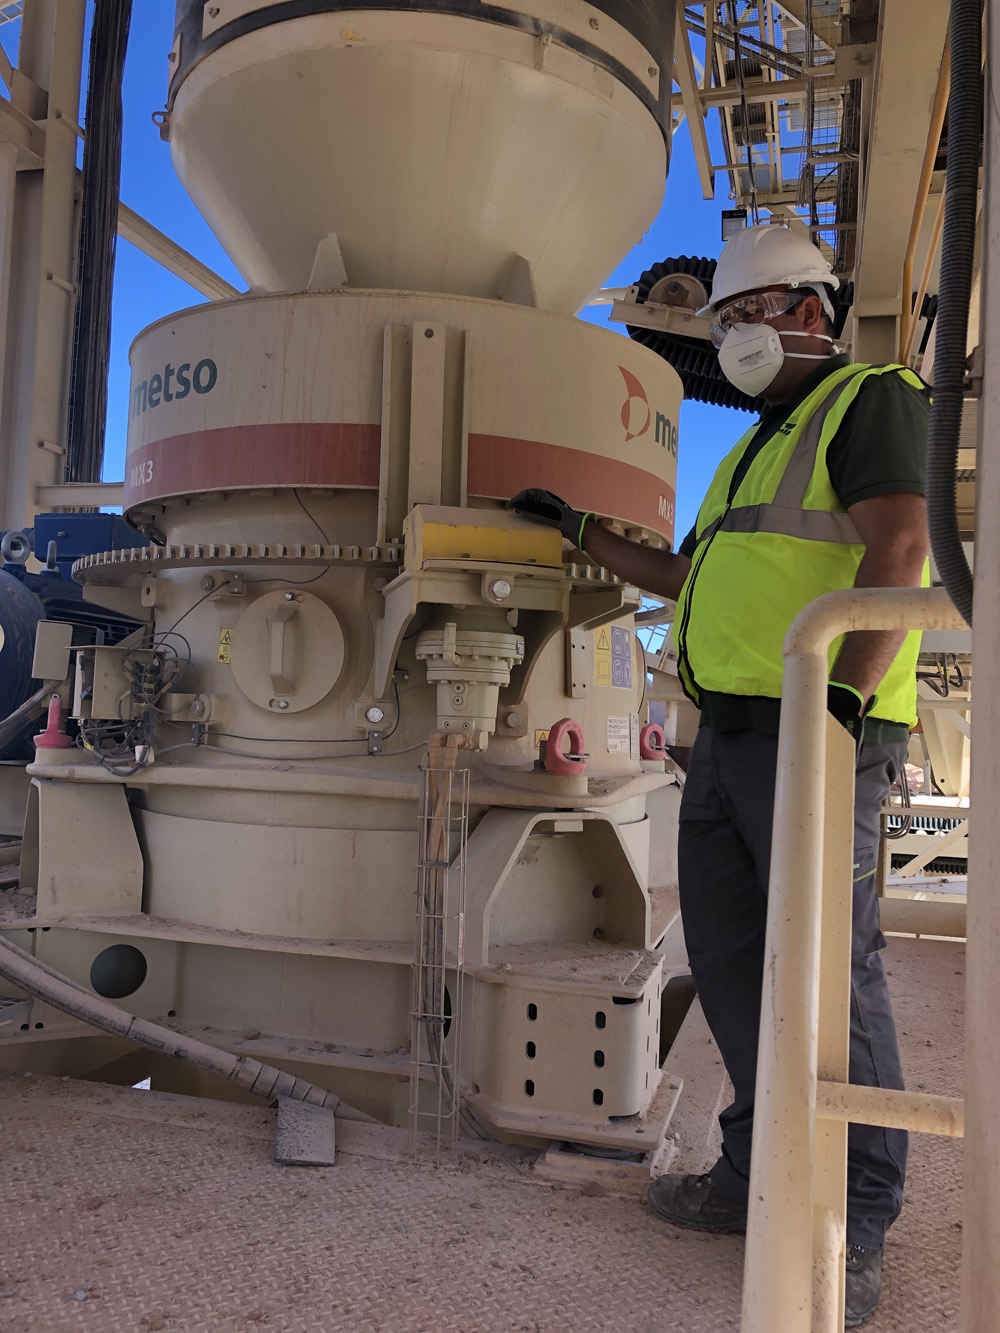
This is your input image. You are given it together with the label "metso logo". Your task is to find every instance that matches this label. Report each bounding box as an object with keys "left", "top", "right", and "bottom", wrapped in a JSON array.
[
  {"left": 618, "top": 366, "right": 677, "bottom": 454},
  {"left": 619, "top": 366, "right": 651, "bottom": 441}
]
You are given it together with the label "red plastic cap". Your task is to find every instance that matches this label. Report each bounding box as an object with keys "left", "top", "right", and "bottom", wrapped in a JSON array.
[{"left": 34, "top": 695, "right": 73, "bottom": 750}]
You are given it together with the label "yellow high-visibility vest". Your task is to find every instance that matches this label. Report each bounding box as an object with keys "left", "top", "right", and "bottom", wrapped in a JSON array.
[{"left": 675, "top": 362, "right": 928, "bottom": 727}]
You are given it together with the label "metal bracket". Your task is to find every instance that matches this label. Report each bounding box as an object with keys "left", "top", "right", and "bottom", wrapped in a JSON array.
[
  {"left": 964, "top": 345, "right": 984, "bottom": 398},
  {"left": 610, "top": 298, "right": 712, "bottom": 343}
]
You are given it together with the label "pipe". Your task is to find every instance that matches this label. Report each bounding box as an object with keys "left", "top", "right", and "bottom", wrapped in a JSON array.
[
  {"left": 902, "top": 186, "right": 946, "bottom": 365},
  {"left": 0, "top": 932, "right": 374, "bottom": 1121},
  {"left": 741, "top": 587, "right": 966, "bottom": 1333},
  {"left": 898, "top": 28, "right": 951, "bottom": 364},
  {"left": 815, "top": 1080, "right": 964, "bottom": 1138},
  {"left": 927, "top": 1, "right": 981, "bottom": 627}
]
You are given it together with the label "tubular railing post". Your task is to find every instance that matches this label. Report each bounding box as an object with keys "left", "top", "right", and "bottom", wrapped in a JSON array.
[{"left": 741, "top": 587, "right": 967, "bottom": 1333}]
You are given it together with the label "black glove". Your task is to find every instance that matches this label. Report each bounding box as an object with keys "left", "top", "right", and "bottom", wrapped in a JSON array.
[
  {"left": 508, "top": 488, "right": 594, "bottom": 549},
  {"left": 827, "top": 682, "right": 873, "bottom": 749}
]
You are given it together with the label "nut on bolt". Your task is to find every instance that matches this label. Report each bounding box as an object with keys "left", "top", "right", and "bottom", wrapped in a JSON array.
[{"left": 488, "top": 578, "right": 512, "bottom": 602}]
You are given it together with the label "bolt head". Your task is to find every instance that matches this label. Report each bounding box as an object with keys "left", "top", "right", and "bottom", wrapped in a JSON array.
[
  {"left": 489, "top": 578, "right": 512, "bottom": 602},
  {"left": 365, "top": 705, "right": 385, "bottom": 724},
  {"left": 284, "top": 591, "right": 295, "bottom": 601},
  {"left": 277, "top": 699, "right": 289, "bottom": 710},
  {"left": 506, "top": 712, "right": 522, "bottom": 729}
]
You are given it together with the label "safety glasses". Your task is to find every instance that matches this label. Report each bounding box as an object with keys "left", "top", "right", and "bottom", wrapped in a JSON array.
[{"left": 709, "top": 290, "right": 807, "bottom": 347}]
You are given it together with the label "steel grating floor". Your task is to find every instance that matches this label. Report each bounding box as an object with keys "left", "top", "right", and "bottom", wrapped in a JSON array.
[{"left": 0, "top": 935, "right": 963, "bottom": 1332}]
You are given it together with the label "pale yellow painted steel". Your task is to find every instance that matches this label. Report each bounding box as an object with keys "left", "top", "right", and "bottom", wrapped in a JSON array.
[
  {"left": 812, "top": 715, "right": 855, "bottom": 1333},
  {"left": 167, "top": 11, "right": 666, "bottom": 310},
  {"left": 965, "top": 7, "right": 1000, "bottom": 1323},
  {"left": 117, "top": 203, "right": 241, "bottom": 302},
  {"left": 0, "top": 0, "right": 86, "bottom": 531},
  {"left": 815, "top": 1080, "right": 964, "bottom": 1138},
  {"left": 124, "top": 292, "right": 681, "bottom": 543},
  {"left": 851, "top": 0, "right": 950, "bottom": 362},
  {"left": 880, "top": 895, "right": 966, "bottom": 940},
  {"left": 741, "top": 588, "right": 966, "bottom": 1333},
  {"left": 23, "top": 779, "right": 144, "bottom": 918},
  {"left": 674, "top": 7, "right": 713, "bottom": 200}
]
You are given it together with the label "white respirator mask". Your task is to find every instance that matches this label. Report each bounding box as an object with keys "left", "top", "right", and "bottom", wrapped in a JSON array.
[{"left": 717, "top": 322, "right": 835, "bottom": 397}]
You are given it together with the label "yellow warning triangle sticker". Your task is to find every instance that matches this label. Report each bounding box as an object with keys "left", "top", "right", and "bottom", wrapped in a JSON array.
[
  {"left": 597, "top": 628, "right": 611, "bottom": 650},
  {"left": 220, "top": 629, "right": 232, "bottom": 645}
]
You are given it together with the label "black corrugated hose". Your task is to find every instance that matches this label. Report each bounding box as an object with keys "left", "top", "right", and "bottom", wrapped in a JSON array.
[
  {"left": 927, "top": 0, "right": 981, "bottom": 626},
  {"left": 65, "top": 0, "right": 133, "bottom": 485}
]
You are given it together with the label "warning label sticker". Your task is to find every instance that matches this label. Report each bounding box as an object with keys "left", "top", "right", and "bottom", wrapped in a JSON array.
[
  {"left": 595, "top": 626, "right": 633, "bottom": 689},
  {"left": 218, "top": 628, "right": 232, "bottom": 664},
  {"left": 607, "top": 716, "right": 630, "bottom": 753},
  {"left": 534, "top": 728, "right": 550, "bottom": 747}
]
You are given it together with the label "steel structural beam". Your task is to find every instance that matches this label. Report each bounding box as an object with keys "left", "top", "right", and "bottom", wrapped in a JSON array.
[
  {"left": 673, "top": 7, "right": 714, "bottom": 199},
  {"left": 35, "top": 480, "right": 124, "bottom": 508},
  {"left": 117, "top": 204, "right": 241, "bottom": 302},
  {"left": 669, "top": 71, "right": 834, "bottom": 115},
  {"left": 772, "top": 1, "right": 841, "bottom": 51},
  {"left": 849, "top": 0, "right": 951, "bottom": 363},
  {"left": 0, "top": 0, "right": 86, "bottom": 532}
]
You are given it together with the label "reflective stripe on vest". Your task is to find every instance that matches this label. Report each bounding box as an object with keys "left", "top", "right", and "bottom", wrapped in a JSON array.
[{"left": 675, "top": 362, "right": 927, "bottom": 726}]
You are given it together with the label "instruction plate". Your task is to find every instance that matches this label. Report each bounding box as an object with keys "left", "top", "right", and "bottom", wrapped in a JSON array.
[
  {"left": 607, "top": 716, "right": 630, "bottom": 753},
  {"left": 595, "top": 626, "right": 633, "bottom": 689}
]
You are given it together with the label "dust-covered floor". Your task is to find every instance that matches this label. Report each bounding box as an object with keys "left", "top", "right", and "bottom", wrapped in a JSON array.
[{"left": 0, "top": 935, "right": 963, "bottom": 1332}]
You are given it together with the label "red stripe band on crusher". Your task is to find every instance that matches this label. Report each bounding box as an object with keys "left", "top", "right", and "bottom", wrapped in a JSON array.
[
  {"left": 124, "top": 423, "right": 383, "bottom": 504},
  {"left": 466, "top": 434, "right": 676, "bottom": 542},
  {"left": 123, "top": 425, "right": 677, "bottom": 542}
]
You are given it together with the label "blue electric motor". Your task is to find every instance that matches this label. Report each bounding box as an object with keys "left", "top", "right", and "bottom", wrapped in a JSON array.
[{"left": 0, "top": 513, "right": 144, "bottom": 758}]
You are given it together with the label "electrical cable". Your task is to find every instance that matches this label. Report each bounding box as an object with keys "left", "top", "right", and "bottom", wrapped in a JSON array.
[
  {"left": 156, "top": 586, "right": 220, "bottom": 640},
  {"left": 293, "top": 488, "right": 332, "bottom": 545},
  {"left": 926, "top": 0, "right": 980, "bottom": 626},
  {"left": 66, "top": 0, "right": 133, "bottom": 485}
]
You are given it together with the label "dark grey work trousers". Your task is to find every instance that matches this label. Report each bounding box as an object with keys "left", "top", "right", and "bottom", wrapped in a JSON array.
[{"left": 677, "top": 726, "right": 908, "bottom": 1249}]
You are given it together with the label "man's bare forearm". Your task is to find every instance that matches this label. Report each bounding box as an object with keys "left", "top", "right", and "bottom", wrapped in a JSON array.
[{"left": 580, "top": 521, "right": 691, "bottom": 601}]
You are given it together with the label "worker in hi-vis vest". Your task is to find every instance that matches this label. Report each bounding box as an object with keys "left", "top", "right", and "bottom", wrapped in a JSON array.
[{"left": 510, "top": 223, "right": 929, "bottom": 1329}]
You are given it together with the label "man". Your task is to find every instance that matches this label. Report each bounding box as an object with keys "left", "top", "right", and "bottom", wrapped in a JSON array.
[{"left": 510, "top": 223, "right": 929, "bottom": 1328}]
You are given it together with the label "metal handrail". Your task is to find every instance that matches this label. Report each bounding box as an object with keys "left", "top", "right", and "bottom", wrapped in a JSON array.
[{"left": 741, "top": 587, "right": 967, "bottom": 1333}]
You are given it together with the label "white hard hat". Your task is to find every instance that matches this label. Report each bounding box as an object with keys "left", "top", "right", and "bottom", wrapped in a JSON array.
[{"left": 699, "top": 223, "right": 840, "bottom": 314}]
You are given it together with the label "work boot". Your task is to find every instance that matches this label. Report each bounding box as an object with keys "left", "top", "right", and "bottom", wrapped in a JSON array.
[
  {"left": 845, "top": 1244, "right": 883, "bottom": 1327},
  {"left": 647, "top": 1173, "right": 747, "bottom": 1233}
]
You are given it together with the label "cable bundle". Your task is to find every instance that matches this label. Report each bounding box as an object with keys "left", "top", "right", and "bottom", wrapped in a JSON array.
[{"left": 66, "top": 0, "right": 133, "bottom": 486}]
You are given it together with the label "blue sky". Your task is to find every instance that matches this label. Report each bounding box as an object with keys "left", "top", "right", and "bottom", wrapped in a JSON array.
[{"left": 2, "top": 7, "right": 753, "bottom": 544}]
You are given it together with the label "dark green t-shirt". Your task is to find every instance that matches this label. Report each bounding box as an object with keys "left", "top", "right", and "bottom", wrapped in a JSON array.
[{"left": 677, "top": 355, "right": 929, "bottom": 740}]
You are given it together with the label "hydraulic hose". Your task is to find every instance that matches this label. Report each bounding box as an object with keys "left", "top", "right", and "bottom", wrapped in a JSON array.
[
  {"left": 0, "top": 933, "right": 374, "bottom": 1121},
  {"left": 926, "top": 0, "right": 981, "bottom": 625},
  {"left": 0, "top": 681, "right": 60, "bottom": 752}
]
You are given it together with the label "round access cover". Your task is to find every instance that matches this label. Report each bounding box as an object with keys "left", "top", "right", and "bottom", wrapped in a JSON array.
[{"left": 230, "top": 589, "right": 345, "bottom": 714}]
